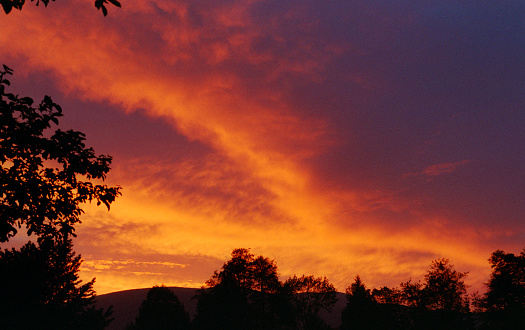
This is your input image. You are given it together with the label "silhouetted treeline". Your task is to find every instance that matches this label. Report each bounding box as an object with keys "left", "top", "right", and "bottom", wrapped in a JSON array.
[
  {"left": 126, "top": 248, "right": 525, "bottom": 330},
  {"left": 192, "top": 248, "right": 336, "bottom": 329}
]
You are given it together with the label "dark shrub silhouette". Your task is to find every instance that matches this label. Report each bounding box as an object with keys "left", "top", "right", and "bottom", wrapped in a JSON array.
[
  {"left": 0, "top": 238, "right": 112, "bottom": 329},
  {"left": 341, "top": 276, "right": 401, "bottom": 330},
  {"left": 193, "top": 280, "right": 252, "bottom": 330},
  {"left": 283, "top": 274, "right": 337, "bottom": 329},
  {"left": 127, "top": 285, "right": 190, "bottom": 330}
]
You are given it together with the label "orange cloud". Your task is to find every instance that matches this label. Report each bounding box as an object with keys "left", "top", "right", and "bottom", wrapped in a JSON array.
[{"left": 1, "top": 0, "right": 521, "bottom": 297}]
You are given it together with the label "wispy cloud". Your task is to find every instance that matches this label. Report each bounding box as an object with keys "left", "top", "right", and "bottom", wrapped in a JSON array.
[
  {"left": 405, "top": 160, "right": 474, "bottom": 178},
  {"left": 1, "top": 0, "right": 523, "bottom": 295}
]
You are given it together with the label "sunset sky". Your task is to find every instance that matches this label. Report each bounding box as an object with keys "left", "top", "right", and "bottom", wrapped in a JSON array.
[{"left": 1, "top": 0, "right": 524, "bottom": 295}]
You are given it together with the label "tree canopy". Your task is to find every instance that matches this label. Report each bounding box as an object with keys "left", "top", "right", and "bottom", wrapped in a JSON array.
[
  {"left": 1, "top": 0, "right": 121, "bottom": 16},
  {"left": 127, "top": 285, "right": 190, "bottom": 330},
  {"left": 194, "top": 248, "right": 286, "bottom": 329},
  {"left": 121, "top": 249, "right": 524, "bottom": 330},
  {"left": 341, "top": 276, "right": 380, "bottom": 330},
  {"left": 0, "top": 65, "right": 121, "bottom": 242},
  {"left": 476, "top": 249, "right": 525, "bottom": 328},
  {"left": 341, "top": 260, "right": 472, "bottom": 329},
  {"left": 284, "top": 274, "right": 337, "bottom": 329},
  {"left": 0, "top": 238, "right": 112, "bottom": 329},
  {"left": 484, "top": 249, "right": 525, "bottom": 311},
  {"left": 205, "top": 248, "right": 281, "bottom": 293},
  {"left": 422, "top": 258, "right": 469, "bottom": 312},
  {"left": 397, "top": 259, "right": 469, "bottom": 312}
]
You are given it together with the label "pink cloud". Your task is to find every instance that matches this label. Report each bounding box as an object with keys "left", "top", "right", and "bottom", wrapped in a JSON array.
[
  {"left": 422, "top": 159, "right": 473, "bottom": 176},
  {"left": 404, "top": 159, "right": 473, "bottom": 178}
]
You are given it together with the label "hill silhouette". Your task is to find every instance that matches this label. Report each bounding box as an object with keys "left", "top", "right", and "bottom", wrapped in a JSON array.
[
  {"left": 95, "top": 287, "right": 346, "bottom": 330},
  {"left": 96, "top": 287, "right": 198, "bottom": 330}
]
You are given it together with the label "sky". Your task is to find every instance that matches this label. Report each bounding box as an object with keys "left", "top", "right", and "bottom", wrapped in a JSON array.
[{"left": 1, "top": 0, "right": 524, "bottom": 295}]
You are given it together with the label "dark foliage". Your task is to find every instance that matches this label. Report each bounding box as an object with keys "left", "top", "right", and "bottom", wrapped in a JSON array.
[
  {"left": 476, "top": 249, "right": 525, "bottom": 329},
  {"left": 283, "top": 274, "right": 337, "bottom": 329},
  {"left": 399, "top": 279, "right": 424, "bottom": 307},
  {"left": 0, "top": 0, "right": 121, "bottom": 16},
  {"left": 193, "top": 248, "right": 291, "bottom": 330},
  {"left": 393, "top": 258, "right": 472, "bottom": 329},
  {"left": 341, "top": 276, "right": 401, "bottom": 330},
  {"left": 422, "top": 259, "right": 469, "bottom": 312},
  {"left": 398, "top": 259, "right": 472, "bottom": 329},
  {"left": 193, "top": 281, "right": 253, "bottom": 330},
  {"left": 484, "top": 249, "right": 525, "bottom": 310},
  {"left": 93, "top": 250, "right": 525, "bottom": 329},
  {"left": 127, "top": 285, "right": 190, "bottom": 330},
  {"left": 0, "top": 238, "right": 112, "bottom": 329},
  {"left": 372, "top": 285, "right": 402, "bottom": 304},
  {"left": 341, "top": 259, "right": 474, "bottom": 330},
  {"left": 398, "top": 259, "right": 469, "bottom": 312},
  {"left": 0, "top": 65, "right": 121, "bottom": 242}
]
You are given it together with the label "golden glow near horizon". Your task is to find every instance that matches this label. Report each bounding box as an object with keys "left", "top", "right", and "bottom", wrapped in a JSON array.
[{"left": 1, "top": 1, "right": 523, "bottom": 295}]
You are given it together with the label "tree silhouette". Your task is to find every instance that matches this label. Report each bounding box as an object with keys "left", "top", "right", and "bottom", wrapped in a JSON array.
[
  {"left": 204, "top": 248, "right": 282, "bottom": 295},
  {"left": 0, "top": 238, "right": 112, "bottom": 329},
  {"left": 478, "top": 249, "right": 525, "bottom": 328},
  {"left": 399, "top": 279, "right": 424, "bottom": 307},
  {"left": 283, "top": 274, "right": 336, "bottom": 329},
  {"left": 372, "top": 286, "right": 402, "bottom": 304},
  {"left": 422, "top": 258, "right": 469, "bottom": 312},
  {"left": 250, "top": 255, "right": 283, "bottom": 328},
  {"left": 209, "top": 248, "right": 256, "bottom": 288},
  {"left": 342, "top": 276, "right": 408, "bottom": 329},
  {"left": 397, "top": 259, "right": 469, "bottom": 312},
  {"left": 0, "top": 65, "right": 121, "bottom": 242},
  {"left": 127, "top": 285, "right": 190, "bottom": 330},
  {"left": 340, "top": 276, "right": 378, "bottom": 330},
  {"left": 484, "top": 249, "right": 525, "bottom": 310},
  {"left": 193, "top": 248, "right": 288, "bottom": 330},
  {"left": 1, "top": 0, "right": 121, "bottom": 16},
  {"left": 397, "top": 259, "right": 471, "bottom": 329},
  {"left": 193, "top": 279, "right": 252, "bottom": 330}
]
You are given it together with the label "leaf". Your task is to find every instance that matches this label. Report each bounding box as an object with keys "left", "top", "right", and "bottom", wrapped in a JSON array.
[
  {"left": 1, "top": 1, "right": 13, "bottom": 15},
  {"left": 20, "top": 97, "right": 34, "bottom": 105},
  {"left": 108, "top": 0, "right": 121, "bottom": 7},
  {"left": 3, "top": 64, "right": 13, "bottom": 74}
]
